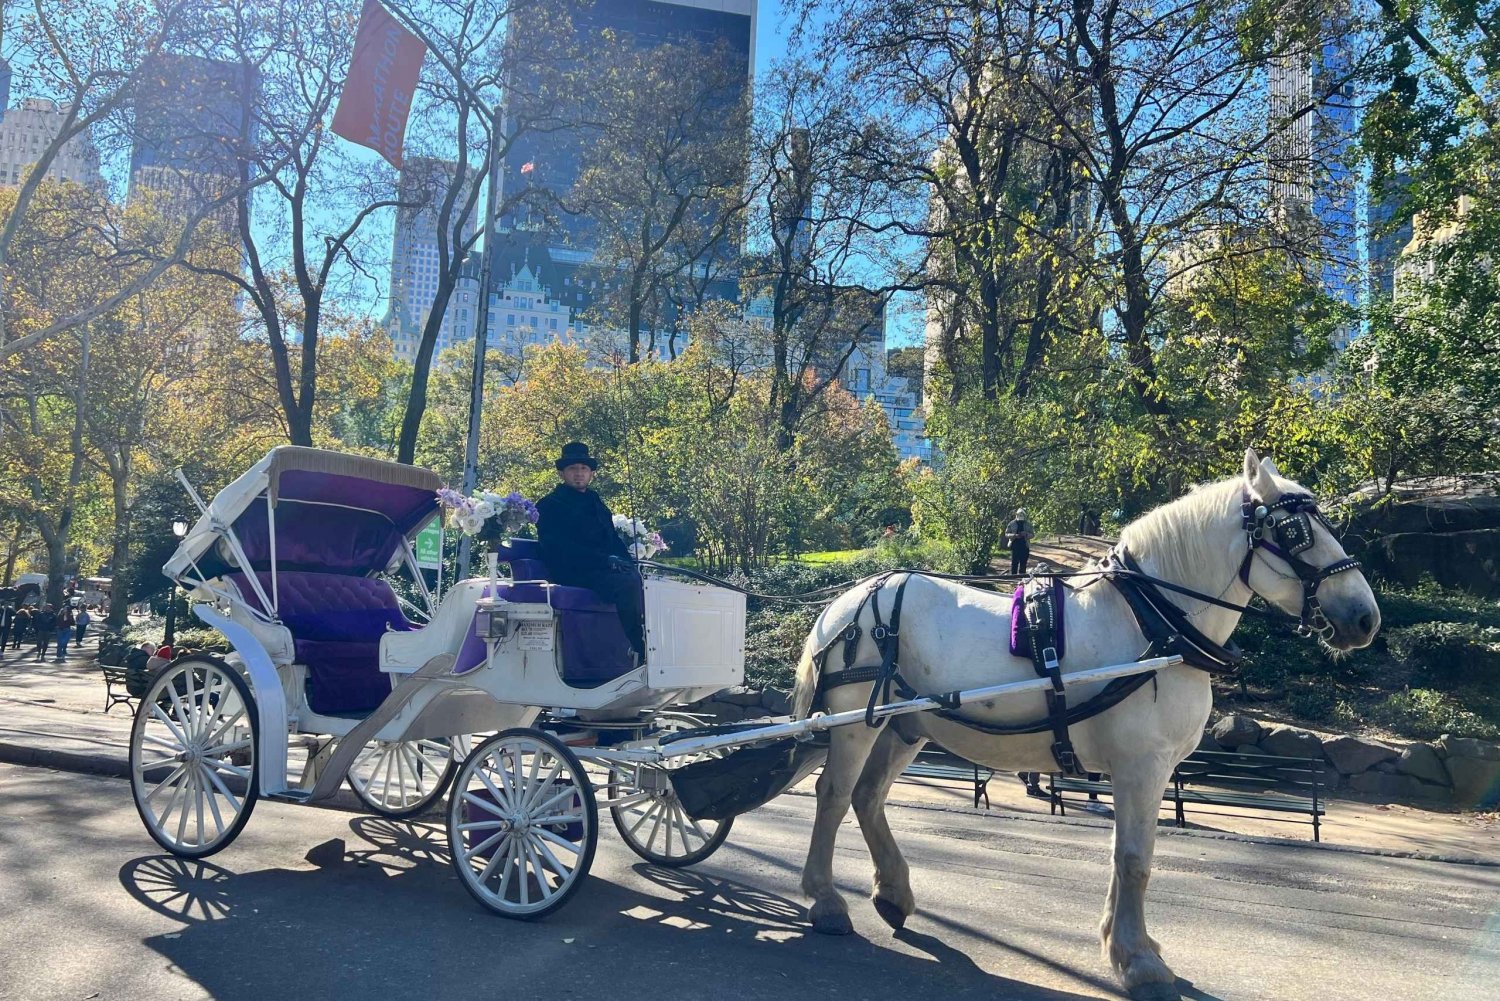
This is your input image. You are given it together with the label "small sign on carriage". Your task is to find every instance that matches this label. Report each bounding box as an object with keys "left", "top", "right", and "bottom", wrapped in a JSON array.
[{"left": 516, "top": 620, "right": 554, "bottom": 651}]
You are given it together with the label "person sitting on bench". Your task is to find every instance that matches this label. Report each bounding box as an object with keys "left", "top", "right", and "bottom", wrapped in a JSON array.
[{"left": 536, "top": 442, "right": 647, "bottom": 665}]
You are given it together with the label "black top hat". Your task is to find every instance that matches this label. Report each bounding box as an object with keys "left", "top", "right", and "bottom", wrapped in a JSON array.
[{"left": 555, "top": 441, "right": 599, "bottom": 471}]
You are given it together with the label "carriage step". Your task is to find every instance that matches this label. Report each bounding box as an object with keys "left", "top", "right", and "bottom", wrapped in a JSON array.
[{"left": 267, "top": 789, "right": 315, "bottom": 804}]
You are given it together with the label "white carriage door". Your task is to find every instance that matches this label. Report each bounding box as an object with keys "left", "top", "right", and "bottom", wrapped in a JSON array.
[{"left": 643, "top": 578, "right": 746, "bottom": 690}]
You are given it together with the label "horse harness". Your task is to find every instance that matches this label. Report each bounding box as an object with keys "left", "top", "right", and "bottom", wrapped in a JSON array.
[
  {"left": 813, "top": 572, "right": 1153, "bottom": 777},
  {"left": 810, "top": 490, "right": 1362, "bottom": 777},
  {"left": 1236, "top": 490, "right": 1362, "bottom": 641}
]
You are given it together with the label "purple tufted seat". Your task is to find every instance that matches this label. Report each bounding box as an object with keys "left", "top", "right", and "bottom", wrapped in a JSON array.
[
  {"left": 492, "top": 540, "right": 635, "bottom": 686},
  {"left": 226, "top": 571, "right": 411, "bottom": 715}
]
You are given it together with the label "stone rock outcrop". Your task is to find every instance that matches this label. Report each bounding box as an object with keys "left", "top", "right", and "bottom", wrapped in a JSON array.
[
  {"left": 1322, "top": 734, "right": 1400, "bottom": 775},
  {"left": 1257, "top": 724, "right": 1325, "bottom": 760},
  {"left": 1438, "top": 736, "right": 1500, "bottom": 808},
  {"left": 1211, "top": 714, "right": 1264, "bottom": 748},
  {"left": 1341, "top": 473, "right": 1500, "bottom": 598},
  {"left": 1348, "top": 770, "right": 1449, "bottom": 803},
  {"left": 1395, "top": 743, "right": 1451, "bottom": 787}
]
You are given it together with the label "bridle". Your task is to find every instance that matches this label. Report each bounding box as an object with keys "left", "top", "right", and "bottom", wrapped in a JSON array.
[{"left": 1237, "top": 490, "right": 1362, "bottom": 640}]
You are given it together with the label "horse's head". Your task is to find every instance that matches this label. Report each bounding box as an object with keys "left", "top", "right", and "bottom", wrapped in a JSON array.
[{"left": 1241, "top": 448, "right": 1380, "bottom": 651}]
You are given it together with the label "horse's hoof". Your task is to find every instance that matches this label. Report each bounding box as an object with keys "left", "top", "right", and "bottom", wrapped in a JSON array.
[
  {"left": 809, "top": 909, "right": 854, "bottom": 936},
  {"left": 873, "top": 895, "right": 907, "bottom": 930}
]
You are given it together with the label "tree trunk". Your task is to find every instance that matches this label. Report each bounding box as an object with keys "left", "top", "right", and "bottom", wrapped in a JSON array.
[
  {"left": 2, "top": 520, "right": 21, "bottom": 586},
  {"left": 107, "top": 469, "right": 131, "bottom": 631}
]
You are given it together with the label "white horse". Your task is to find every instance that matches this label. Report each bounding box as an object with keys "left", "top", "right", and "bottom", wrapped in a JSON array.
[{"left": 790, "top": 450, "right": 1380, "bottom": 999}]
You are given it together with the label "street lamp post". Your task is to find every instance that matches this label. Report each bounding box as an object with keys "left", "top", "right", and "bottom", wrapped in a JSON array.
[{"left": 164, "top": 518, "right": 188, "bottom": 648}]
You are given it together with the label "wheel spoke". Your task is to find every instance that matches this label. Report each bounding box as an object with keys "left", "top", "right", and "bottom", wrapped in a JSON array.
[
  {"left": 528, "top": 783, "right": 579, "bottom": 818},
  {"left": 202, "top": 758, "right": 250, "bottom": 780},
  {"left": 529, "top": 834, "right": 572, "bottom": 879},
  {"left": 533, "top": 827, "right": 585, "bottom": 857},
  {"left": 466, "top": 828, "right": 507, "bottom": 860},
  {"left": 141, "top": 732, "right": 185, "bottom": 753},
  {"left": 476, "top": 767, "right": 513, "bottom": 813},
  {"left": 144, "top": 764, "right": 187, "bottom": 806},
  {"left": 475, "top": 832, "right": 511, "bottom": 887},
  {"left": 193, "top": 766, "right": 208, "bottom": 844},
  {"left": 495, "top": 837, "right": 520, "bottom": 900},
  {"left": 201, "top": 706, "right": 246, "bottom": 750},
  {"left": 202, "top": 764, "right": 244, "bottom": 814},
  {"left": 461, "top": 789, "right": 508, "bottom": 818},
  {"left": 156, "top": 770, "right": 187, "bottom": 829},
  {"left": 150, "top": 702, "right": 191, "bottom": 748},
  {"left": 625, "top": 799, "right": 662, "bottom": 839},
  {"left": 522, "top": 761, "right": 563, "bottom": 812}
]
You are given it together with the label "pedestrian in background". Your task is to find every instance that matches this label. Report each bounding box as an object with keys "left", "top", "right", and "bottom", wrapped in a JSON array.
[
  {"left": 31, "top": 604, "right": 57, "bottom": 661},
  {"left": 11, "top": 605, "right": 30, "bottom": 651},
  {"left": 55, "top": 603, "right": 75, "bottom": 661},
  {"left": 1006, "top": 507, "right": 1034, "bottom": 576},
  {"left": 0, "top": 604, "right": 12, "bottom": 656},
  {"left": 74, "top": 605, "right": 92, "bottom": 647}
]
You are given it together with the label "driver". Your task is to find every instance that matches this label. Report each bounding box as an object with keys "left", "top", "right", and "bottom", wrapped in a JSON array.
[{"left": 535, "top": 442, "right": 647, "bottom": 665}]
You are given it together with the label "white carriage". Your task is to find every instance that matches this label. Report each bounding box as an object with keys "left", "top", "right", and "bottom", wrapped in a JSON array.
[
  {"left": 132, "top": 447, "right": 747, "bottom": 916},
  {"left": 131, "top": 446, "right": 1175, "bottom": 919}
]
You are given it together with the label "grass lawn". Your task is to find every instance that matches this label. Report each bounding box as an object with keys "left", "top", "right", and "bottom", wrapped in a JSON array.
[{"left": 795, "top": 548, "right": 869, "bottom": 565}]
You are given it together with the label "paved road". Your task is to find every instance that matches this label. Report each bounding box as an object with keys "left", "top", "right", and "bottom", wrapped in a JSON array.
[{"left": 1, "top": 763, "right": 1496, "bottom": 1001}]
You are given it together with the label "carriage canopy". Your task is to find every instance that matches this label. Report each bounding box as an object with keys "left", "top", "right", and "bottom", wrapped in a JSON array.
[{"left": 164, "top": 446, "right": 444, "bottom": 583}]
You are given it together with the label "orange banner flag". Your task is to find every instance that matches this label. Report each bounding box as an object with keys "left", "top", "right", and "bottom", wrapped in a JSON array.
[{"left": 331, "top": 0, "right": 427, "bottom": 169}]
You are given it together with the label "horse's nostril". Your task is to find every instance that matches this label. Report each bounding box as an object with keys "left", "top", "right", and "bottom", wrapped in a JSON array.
[{"left": 1358, "top": 612, "right": 1374, "bottom": 635}]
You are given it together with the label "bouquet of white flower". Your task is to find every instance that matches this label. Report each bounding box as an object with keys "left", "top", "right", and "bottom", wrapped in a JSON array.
[
  {"left": 436, "top": 488, "right": 539, "bottom": 544},
  {"left": 613, "top": 514, "right": 668, "bottom": 560}
]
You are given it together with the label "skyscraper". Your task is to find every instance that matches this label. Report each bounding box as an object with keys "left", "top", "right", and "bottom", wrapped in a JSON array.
[
  {"left": 1266, "top": 14, "right": 1359, "bottom": 308},
  {"left": 494, "top": 0, "right": 756, "bottom": 330},
  {"left": 128, "top": 53, "right": 256, "bottom": 226},
  {"left": 387, "top": 157, "right": 481, "bottom": 361},
  {"left": 0, "top": 98, "right": 102, "bottom": 190}
]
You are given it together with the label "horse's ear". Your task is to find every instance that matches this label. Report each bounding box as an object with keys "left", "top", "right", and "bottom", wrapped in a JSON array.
[
  {"left": 1244, "top": 450, "right": 1278, "bottom": 498},
  {"left": 1242, "top": 448, "right": 1261, "bottom": 486}
]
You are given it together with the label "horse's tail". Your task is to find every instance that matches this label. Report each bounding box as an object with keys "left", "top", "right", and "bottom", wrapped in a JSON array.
[{"left": 791, "top": 623, "right": 824, "bottom": 721}]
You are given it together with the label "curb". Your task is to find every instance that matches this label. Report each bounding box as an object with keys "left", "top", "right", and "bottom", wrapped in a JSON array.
[
  {"left": 782, "top": 786, "right": 1500, "bottom": 868},
  {"left": 0, "top": 738, "right": 129, "bottom": 779},
  {"left": 0, "top": 737, "right": 402, "bottom": 817}
]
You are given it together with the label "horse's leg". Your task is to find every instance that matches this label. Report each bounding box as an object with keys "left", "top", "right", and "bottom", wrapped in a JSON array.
[
  {"left": 1101, "top": 761, "right": 1178, "bottom": 999},
  {"left": 801, "top": 718, "right": 883, "bottom": 935},
  {"left": 852, "top": 726, "right": 925, "bottom": 930}
]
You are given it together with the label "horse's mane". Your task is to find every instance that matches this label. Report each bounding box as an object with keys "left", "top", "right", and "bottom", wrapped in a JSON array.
[{"left": 1115, "top": 477, "right": 1241, "bottom": 585}]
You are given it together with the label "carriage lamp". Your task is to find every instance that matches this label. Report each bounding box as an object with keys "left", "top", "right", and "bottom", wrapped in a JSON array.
[{"left": 172, "top": 517, "right": 189, "bottom": 538}]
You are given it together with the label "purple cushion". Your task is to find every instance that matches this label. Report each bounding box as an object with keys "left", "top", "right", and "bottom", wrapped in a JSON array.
[
  {"left": 226, "top": 571, "right": 409, "bottom": 717},
  {"left": 296, "top": 638, "right": 391, "bottom": 715},
  {"left": 451, "top": 581, "right": 633, "bottom": 685},
  {"left": 226, "top": 571, "right": 410, "bottom": 641}
]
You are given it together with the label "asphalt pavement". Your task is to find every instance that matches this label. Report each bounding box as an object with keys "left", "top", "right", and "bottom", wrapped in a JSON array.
[{"left": 1, "top": 762, "right": 1496, "bottom": 1001}]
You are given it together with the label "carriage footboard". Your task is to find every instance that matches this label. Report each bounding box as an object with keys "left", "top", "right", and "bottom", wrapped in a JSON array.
[{"left": 669, "top": 738, "right": 828, "bottom": 820}]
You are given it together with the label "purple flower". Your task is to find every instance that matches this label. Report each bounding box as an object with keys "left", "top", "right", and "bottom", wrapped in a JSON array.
[{"left": 436, "top": 486, "right": 468, "bottom": 510}]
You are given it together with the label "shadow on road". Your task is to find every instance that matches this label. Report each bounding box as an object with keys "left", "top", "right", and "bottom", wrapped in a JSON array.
[{"left": 116, "top": 817, "right": 1123, "bottom": 1001}]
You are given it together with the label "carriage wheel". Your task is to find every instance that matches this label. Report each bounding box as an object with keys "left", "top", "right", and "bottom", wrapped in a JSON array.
[
  {"left": 448, "top": 728, "right": 598, "bottom": 919},
  {"left": 129, "top": 655, "right": 259, "bottom": 859},
  {"left": 610, "top": 712, "right": 732, "bottom": 867},
  {"left": 347, "top": 737, "right": 458, "bottom": 819}
]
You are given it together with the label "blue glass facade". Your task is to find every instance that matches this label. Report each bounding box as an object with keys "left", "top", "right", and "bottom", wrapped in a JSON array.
[{"left": 496, "top": 0, "right": 754, "bottom": 312}]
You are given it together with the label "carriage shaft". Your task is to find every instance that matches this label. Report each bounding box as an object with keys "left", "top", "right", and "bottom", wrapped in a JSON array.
[{"left": 652, "top": 655, "right": 1184, "bottom": 762}]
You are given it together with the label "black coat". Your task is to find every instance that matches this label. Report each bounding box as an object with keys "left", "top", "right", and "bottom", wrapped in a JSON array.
[{"left": 536, "top": 483, "right": 629, "bottom": 584}]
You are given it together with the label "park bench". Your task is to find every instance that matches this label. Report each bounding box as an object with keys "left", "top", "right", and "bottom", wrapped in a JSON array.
[
  {"left": 99, "top": 663, "right": 139, "bottom": 715},
  {"left": 1048, "top": 747, "right": 1326, "bottom": 841},
  {"left": 900, "top": 746, "right": 995, "bottom": 808}
]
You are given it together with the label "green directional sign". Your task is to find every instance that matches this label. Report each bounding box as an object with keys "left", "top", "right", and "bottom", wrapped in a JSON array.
[{"left": 414, "top": 522, "right": 443, "bottom": 569}]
